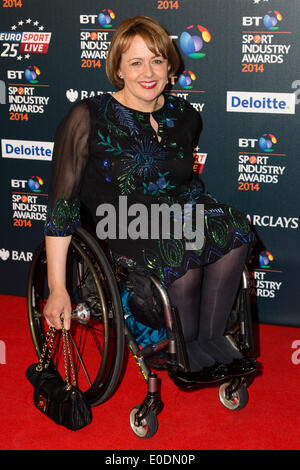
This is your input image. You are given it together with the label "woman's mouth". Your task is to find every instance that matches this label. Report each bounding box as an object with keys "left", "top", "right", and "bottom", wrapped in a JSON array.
[{"left": 139, "top": 81, "right": 158, "bottom": 89}]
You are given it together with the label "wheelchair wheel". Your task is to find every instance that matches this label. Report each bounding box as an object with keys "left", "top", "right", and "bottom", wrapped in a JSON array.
[
  {"left": 129, "top": 404, "right": 158, "bottom": 439},
  {"left": 27, "top": 228, "right": 125, "bottom": 407},
  {"left": 218, "top": 382, "right": 249, "bottom": 411}
]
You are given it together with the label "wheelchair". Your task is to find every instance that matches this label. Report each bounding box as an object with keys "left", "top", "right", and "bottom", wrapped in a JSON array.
[{"left": 27, "top": 227, "right": 256, "bottom": 438}]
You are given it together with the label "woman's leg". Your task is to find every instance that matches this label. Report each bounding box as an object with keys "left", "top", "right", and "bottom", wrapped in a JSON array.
[
  {"left": 197, "top": 244, "right": 248, "bottom": 364},
  {"left": 167, "top": 244, "right": 249, "bottom": 371},
  {"left": 167, "top": 268, "right": 216, "bottom": 371}
]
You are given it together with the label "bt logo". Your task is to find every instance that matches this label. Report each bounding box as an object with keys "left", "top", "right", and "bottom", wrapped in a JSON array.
[
  {"left": 179, "top": 25, "right": 211, "bottom": 58},
  {"left": 11, "top": 176, "right": 44, "bottom": 192},
  {"left": 99, "top": 9, "right": 115, "bottom": 28},
  {"left": 80, "top": 9, "right": 115, "bottom": 26},
  {"left": 264, "top": 11, "right": 283, "bottom": 30},
  {"left": 239, "top": 133, "right": 278, "bottom": 152},
  {"left": 259, "top": 251, "right": 274, "bottom": 269},
  {"left": 28, "top": 176, "right": 44, "bottom": 192},
  {"left": 243, "top": 11, "right": 283, "bottom": 29},
  {"left": 7, "top": 66, "right": 41, "bottom": 84},
  {"left": 25, "top": 66, "right": 40, "bottom": 84},
  {"left": 178, "top": 70, "right": 196, "bottom": 89},
  {"left": 259, "top": 133, "right": 277, "bottom": 152}
]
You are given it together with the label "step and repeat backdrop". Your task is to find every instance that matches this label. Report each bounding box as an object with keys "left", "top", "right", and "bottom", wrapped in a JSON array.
[{"left": 0, "top": 0, "right": 299, "bottom": 325}]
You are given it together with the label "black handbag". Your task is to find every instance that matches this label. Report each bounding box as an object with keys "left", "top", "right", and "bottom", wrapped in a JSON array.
[
  {"left": 125, "top": 271, "right": 165, "bottom": 330},
  {"left": 25, "top": 320, "right": 92, "bottom": 431}
]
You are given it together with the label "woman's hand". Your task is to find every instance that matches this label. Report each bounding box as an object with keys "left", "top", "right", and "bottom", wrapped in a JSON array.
[{"left": 43, "top": 286, "right": 72, "bottom": 330}]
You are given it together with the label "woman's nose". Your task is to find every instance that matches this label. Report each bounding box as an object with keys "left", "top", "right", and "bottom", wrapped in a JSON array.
[{"left": 143, "top": 62, "right": 154, "bottom": 77}]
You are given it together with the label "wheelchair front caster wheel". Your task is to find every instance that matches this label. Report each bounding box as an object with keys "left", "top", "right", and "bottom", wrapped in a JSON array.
[
  {"left": 129, "top": 404, "right": 158, "bottom": 438},
  {"left": 218, "top": 382, "right": 249, "bottom": 411}
]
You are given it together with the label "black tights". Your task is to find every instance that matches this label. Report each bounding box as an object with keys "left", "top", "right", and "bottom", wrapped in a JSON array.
[{"left": 167, "top": 244, "right": 248, "bottom": 372}]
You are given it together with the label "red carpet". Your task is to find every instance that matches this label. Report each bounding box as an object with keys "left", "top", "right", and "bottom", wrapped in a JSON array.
[{"left": 1, "top": 294, "right": 300, "bottom": 450}]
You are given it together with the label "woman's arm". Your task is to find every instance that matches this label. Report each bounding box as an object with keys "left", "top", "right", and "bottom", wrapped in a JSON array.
[
  {"left": 43, "top": 235, "right": 72, "bottom": 329},
  {"left": 43, "top": 100, "right": 91, "bottom": 330}
]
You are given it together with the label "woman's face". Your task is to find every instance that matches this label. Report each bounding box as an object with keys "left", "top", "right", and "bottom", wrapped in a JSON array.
[{"left": 118, "top": 34, "right": 170, "bottom": 109}]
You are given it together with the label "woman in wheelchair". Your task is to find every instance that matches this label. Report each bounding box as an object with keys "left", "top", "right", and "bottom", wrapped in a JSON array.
[{"left": 43, "top": 16, "right": 258, "bottom": 387}]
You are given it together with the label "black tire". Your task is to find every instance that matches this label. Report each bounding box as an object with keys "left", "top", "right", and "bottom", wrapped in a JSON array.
[
  {"left": 129, "top": 404, "right": 158, "bottom": 439},
  {"left": 218, "top": 382, "right": 249, "bottom": 411},
  {"left": 27, "top": 227, "right": 125, "bottom": 406}
]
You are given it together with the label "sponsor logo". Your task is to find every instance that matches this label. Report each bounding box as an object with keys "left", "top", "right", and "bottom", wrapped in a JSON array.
[
  {"left": 24, "top": 65, "right": 40, "bottom": 83},
  {"left": 193, "top": 150, "right": 207, "bottom": 174},
  {"left": 179, "top": 25, "right": 211, "bottom": 58},
  {"left": 166, "top": 71, "right": 205, "bottom": 113},
  {"left": 79, "top": 9, "right": 116, "bottom": 68},
  {"left": 2, "top": 139, "right": 53, "bottom": 160},
  {"left": 7, "top": 84, "right": 49, "bottom": 115},
  {"left": 241, "top": 10, "right": 292, "bottom": 72},
  {"left": 10, "top": 177, "right": 48, "bottom": 225},
  {"left": 258, "top": 133, "right": 277, "bottom": 152},
  {"left": 264, "top": 10, "right": 283, "bottom": 31},
  {"left": 259, "top": 250, "right": 274, "bottom": 268},
  {"left": 237, "top": 134, "right": 286, "bottom": 189},
  {"left": 178, "top": 70, "right": 197, "bottom": 90},
  {"left": 27, "top": 176, "right": 44, "bottom": 192},
  {"left": 6, "top": 67, "right": 49, "bottom": 119},
  {"left": 66, "top": 88, "right": 114, "bottom": 102},
  {"left": 0, "top": 18, "right": 52, "bottom": 61},
  {"left": 227, "top": 91, "right": 295, "bottom": 114},
  {"left": 98, "top": 9, "right": 116, "bottom": 28},
  {"left": 249, "top": 269, "right": 282, "bottom": 299},
  {"left": 0, "top": 248, "right": 33, "bottom": 262},
  {"left": 247, "top": 214, "right": 299, "bottom": 229}
]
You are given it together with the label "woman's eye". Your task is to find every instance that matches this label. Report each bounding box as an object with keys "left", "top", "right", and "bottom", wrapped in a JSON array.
[{"left": 131, "top": 61, "right": 141, "bottom": 66}]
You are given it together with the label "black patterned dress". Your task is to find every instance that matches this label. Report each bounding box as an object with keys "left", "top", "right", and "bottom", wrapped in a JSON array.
[{"left": 45, "top": 93, "right": 254, "bottom": 288}]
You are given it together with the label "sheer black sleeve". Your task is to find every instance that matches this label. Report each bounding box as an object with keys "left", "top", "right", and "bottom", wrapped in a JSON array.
[{"left": 44, "top": 100, "right": 90, "bottom": 236}]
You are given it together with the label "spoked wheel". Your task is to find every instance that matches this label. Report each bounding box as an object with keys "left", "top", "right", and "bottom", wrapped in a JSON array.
[
  {"left": 27, "top": 228, "right": 125, "bottom": 407},
  {"left": 129, "top": 404, "right": 158, "bottom": 439},
  {"left": 218, "top": 381, "right": 249, "bottom": 411}
]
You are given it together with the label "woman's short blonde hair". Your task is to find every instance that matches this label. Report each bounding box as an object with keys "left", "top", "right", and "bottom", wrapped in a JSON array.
[{"left": 106, "top": 16, "right": 181, "bottom": 89}]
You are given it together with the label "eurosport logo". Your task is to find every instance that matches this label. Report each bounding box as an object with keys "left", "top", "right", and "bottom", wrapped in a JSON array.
[
  {"left": 226, "top": 91, "right": 295, "bottom": 114},
  {"left": 0, "top": 19, "right": 52, "bottom": 61},
  {"left": 1, "top": 139, "right": 53, "bottom": 160},
  {"left": 193, "top": 151, "right": 207, "bottom": 174},
  {"left": 179, "top": 25, "right": 211, "bottom": 58}
]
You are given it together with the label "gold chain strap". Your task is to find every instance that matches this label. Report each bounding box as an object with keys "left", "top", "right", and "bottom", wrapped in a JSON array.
[
  {"left": 36, "top": 326, "right": 56, "bottom": 372},
  {"left": 61, "top": 317, "right": 77, "bottom": 390},
  {"left": 36, "top": 316, "right": 77, "bottom": 391}
]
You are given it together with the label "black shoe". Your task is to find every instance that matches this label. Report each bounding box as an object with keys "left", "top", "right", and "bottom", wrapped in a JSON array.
[
  {"left": 170, "top": 362, "right": 228, "bottom": 388},
  {"left": 226, "top": 357, "right": 258, "bottom": 377}
]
